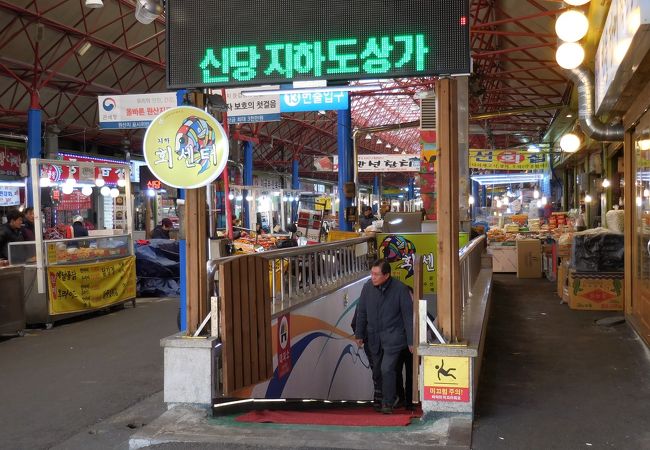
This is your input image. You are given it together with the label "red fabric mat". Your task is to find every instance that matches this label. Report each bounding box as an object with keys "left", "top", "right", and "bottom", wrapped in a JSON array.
[{"left": 235, "top": 406, "right": 421, "bottom": 427}]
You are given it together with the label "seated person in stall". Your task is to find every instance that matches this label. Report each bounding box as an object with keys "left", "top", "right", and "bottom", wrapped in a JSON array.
[
  {"left": 71, "top": 215, "right": 89, "bottom": 238},
  {"left": 22, "top": 207, "right": 36, "bottom": 241},
  {"left": 0, "top": 209, "right": 25, "bottom": 261},
  {"left": 151, "top": 218, "right": 173, "bottom": 239},
  {"left": 359, "top": 205, "right": 377, "bottom": 230}
]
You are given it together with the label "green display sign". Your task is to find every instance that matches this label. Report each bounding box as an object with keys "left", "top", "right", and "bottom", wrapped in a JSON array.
[
  {"left": 166, "top": 0, "right": 470, "bottom": 89},
  {"left": 376, "top": 232, "right": 469, "bottom": 294}
]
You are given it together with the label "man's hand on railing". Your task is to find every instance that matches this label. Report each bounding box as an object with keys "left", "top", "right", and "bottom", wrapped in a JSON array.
[{"left": 355, "top": 338, "right": 364, "bottom": 348}]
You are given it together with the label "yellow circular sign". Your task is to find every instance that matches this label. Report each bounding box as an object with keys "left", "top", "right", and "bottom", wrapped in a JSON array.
[{"left": 143, "top": 106, "right": 229, "bottom": 189}]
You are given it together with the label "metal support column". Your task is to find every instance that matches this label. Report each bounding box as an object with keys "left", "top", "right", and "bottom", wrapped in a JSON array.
[
  {"left": 243, "top": 141, "right": 253, "bottom": 229},
  {"left": 292, "top": 157, "right": 300, "bottom": 222},
  {"left": 337, "top": 108, "right": 353, "bottom": 231},
  {"left": 408, "top": 177, "right": 415, "bottom": 201},
  {"left": 26, "top": 93, "right": 42, "bottom": 207},
  {"left": 373, "top": 175, "right": 380, "bottom": 214}
]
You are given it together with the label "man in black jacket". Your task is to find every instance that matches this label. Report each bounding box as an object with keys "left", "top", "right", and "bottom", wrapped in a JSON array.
[
  {"left": 151, "top": 218, "right": 173, "bottom": 239},
  {"left": 0, "top": 209, "right": 25, "bottom": 260},
  {"left": 354, "top": 259, "right": 413, "bottom": 414}
]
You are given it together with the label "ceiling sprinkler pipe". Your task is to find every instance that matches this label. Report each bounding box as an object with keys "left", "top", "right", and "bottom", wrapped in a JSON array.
[{"left": 567, "top": 66, "right": 624, "bottom": 142}]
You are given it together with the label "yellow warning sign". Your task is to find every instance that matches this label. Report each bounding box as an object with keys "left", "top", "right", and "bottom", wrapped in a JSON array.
[{"left": 423, "top": 356, "right": 470, "bottom": 402}]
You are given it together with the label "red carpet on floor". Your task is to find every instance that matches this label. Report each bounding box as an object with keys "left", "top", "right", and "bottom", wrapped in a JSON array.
[{"left": 235, "top": 406, "right": 421, "bottom": 427}]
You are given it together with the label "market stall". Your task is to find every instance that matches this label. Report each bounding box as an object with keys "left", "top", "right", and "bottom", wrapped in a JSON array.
[
  {"left": 7, "top": 158, "right": 137, "bottom": 327},
  {"left": 9, "top": 234, "right": 135, "bottom": 326}
]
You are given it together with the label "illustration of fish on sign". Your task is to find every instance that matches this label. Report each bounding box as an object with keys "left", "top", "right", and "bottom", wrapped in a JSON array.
[{"left": 175, "top": 116, "right": 217, "bottom": 175}]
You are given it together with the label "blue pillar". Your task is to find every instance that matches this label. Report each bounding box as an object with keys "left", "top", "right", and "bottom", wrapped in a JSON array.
[
  {"left": 243, "top": 141, "right": 253, "bottom": 229},
  {"left": 337, "top": 108, "right": 353, "bottom": 231},
  {"left": 178, "top": 188, "right": 186, "bottom": 332},
  {"left": 472, "top": 181, "right": 480, "bottom": 219},
  {"left": 407, "top": 177, "right": 415, "bottom": 201},
  {"left": 26, "top": 99, "right": 42, "bottom": 207},
  {"left": 372, "top": 175, "right": 380, "bottom": 214},
  {"left": 481, "top": 185, "right": 487, "bottom": 208},
  {"left": 291, "top": 158, "right": 300, "bottom": 222}
]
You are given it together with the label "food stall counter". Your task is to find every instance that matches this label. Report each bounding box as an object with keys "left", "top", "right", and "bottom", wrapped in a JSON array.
[{"left": 9, "top": 234, "right": 136, "bottom": 326}]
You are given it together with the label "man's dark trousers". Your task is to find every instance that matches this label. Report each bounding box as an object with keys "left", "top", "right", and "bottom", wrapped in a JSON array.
[{"left": 371, "top": 344, "right": 404, "bottom": 408}]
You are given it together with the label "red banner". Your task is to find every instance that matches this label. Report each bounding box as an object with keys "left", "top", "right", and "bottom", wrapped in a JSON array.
[{"left": 0, "top": 146, "right": 23, "bottom": 177}]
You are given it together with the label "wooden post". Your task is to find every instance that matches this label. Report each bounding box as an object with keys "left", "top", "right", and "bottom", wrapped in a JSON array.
[
  {"left": 623, "top": 129, "right": 634, "bottom": 317},
  {"left": 436, "top": 78, "right": 462, "bottom": 342},
  {"left": 185, "top": 187, "right": 208, "bottom": 334},
  {"left": 145, "top": 196, "right": 153, "bottom": 238}
]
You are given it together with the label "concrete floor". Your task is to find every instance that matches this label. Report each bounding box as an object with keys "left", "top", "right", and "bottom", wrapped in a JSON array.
[
  {"left": 2, "top": 275, "right": 650, "bottom": 450},
  {"left": 472, "top": 274, "right": 650, "bottom": 450},
  {"left": 0, "top": 297, "right": 178, "bottom": 450}
]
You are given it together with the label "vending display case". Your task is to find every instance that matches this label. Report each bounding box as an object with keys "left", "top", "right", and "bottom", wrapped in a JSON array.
[{"left": 9, "top": 234, "right": 136, "bottom": 327}]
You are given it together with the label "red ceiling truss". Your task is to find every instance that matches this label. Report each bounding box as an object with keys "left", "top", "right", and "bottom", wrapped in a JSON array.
[{"left": 0, "top": 0, "right": 574, "bottom": 185}]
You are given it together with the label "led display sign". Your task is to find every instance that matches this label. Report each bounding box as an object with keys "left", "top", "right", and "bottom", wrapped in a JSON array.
[{"left": 166, "top": 0, "right": 470, "bottom": 89}]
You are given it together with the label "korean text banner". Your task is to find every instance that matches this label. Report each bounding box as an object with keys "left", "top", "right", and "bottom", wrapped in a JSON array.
[
  {"left": 469, "top": 150, "right": 548, "bottom": 171},
  {"left": 98, "top": 93, "right": 179, "bottom": 129},
  {"left": 143, "top": 106, "right": 229, "bottom": 189},
  {"left": 318, "top": 154, "right": 421, "bottom": 172},
  {"left": 47, "top": 256, "right": 136, "bottom": 315},
  {"left": 376, "top": 233, "right": 469, "bottom": 294},
  {"left": 224, "top": 87, "right": 281, "bottom": 124},
  {"left": 0, "top": 186, "right": 20, "bottom": 206}
]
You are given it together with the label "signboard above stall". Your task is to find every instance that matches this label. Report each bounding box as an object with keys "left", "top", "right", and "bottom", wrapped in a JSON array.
[
  {"left": 0, "top": 146, "right": 23, "bottom": 178},
  {"left": 143, "top": 106, "right": 229, "bottom": 189},
  {"left": 98, "top": 92, "right": 179, "bottom": 129},
  {"left": 166, "top": 0, "right": 471, "bottom": 88},
  {"left": 314, "top": 154, "right": 421, "bottom": 172}
]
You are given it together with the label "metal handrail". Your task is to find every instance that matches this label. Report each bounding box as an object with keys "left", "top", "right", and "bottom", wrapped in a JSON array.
[
  {"left": 459, "top": 235, "right": 485, "bottom": 262},
  {"left": 257, "top": 236, "right": 373, "bottom": 259}
]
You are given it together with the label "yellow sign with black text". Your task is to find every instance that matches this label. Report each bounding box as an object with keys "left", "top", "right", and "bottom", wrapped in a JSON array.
[
  {"left": 423, "top": 356, "right": 470, "bottom": 402},
  {"left": 469, "top": 149, "right": 547, "bottom": 171},
  {"left": 47, "top": 256, "right": 136, "bottom": 315}
]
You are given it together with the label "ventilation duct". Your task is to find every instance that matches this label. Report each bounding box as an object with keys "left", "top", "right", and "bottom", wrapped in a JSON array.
[
  {"left": 567, "top": 67, "right": 623, "bottom": 142},
  {"left": 420, "top": 95, "right": 437, "bottom": 131}
]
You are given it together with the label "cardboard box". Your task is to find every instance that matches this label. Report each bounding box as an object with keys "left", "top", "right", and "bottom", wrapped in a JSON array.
[
  {"left": 517, "top": 239, "right": 542, "bottom": 278},
  {"left": 568, "top": 270, "right": 624, "bottom": 311},
  {"left": 488, "top": 245, "right": 517, "bottom": 273},
  {"left": 557, "top": 258, "right": 570, "bottom": 298}
]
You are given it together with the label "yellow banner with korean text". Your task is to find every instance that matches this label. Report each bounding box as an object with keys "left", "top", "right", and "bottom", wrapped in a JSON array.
[
  {"left": 469, "top": 149, "right": 548, "bottom": 171},
  {"left": 47, "top": 256, "right": 136, "bottom": 315}
]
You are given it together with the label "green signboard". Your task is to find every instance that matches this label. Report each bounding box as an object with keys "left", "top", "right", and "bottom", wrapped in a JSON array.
[
  {"left": 376, "top": 232, "right": 469, "bottom": 294},
  {"left": 166, "top": 0, "right": 470, "bottom": 89}
]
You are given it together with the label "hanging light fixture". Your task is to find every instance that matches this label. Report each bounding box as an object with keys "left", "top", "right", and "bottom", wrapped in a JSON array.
[
  {"left": 95, "top": 171, "right": 105, "bottom": 187},
  {"left": 533, "top": 188, "right": 540, "bottom": 199},
  {"left": 110, "top": 188, "right": 120, "bottom": 198},
  {"left": 468, "top": 195, "right": 475, "bottom": 205},
  {"left": 564, "top": 0, "right": 590, "bottom": 5},
  {"left": 62, "top": 184, "right": 74, "bottom": 195},
  {"left": 100, "top": 186, "right": 111, "bottom": 196},
  {"left": 81, "top": 186, "right": 93, "bottom": 196},
  {"left": 602, "top": 178, "right": 611, "bottom": 188},
  {"left": 556, "top": 42, "right": 585, "bottom": 69},
  {"left": 117, "top": 173, "right": 127, "bottom": 187},
  {"left": 584, "top": 194, "right": 593, "bottom": 203},
  {"left": 555, "top": 10, "right": 589, "bottom": 43},
  {"left": 541, "top": 196, "right": 548, "bottom": 206},
  {"left": 560, "top": 132, "right": 581, "bottom": 153}
]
